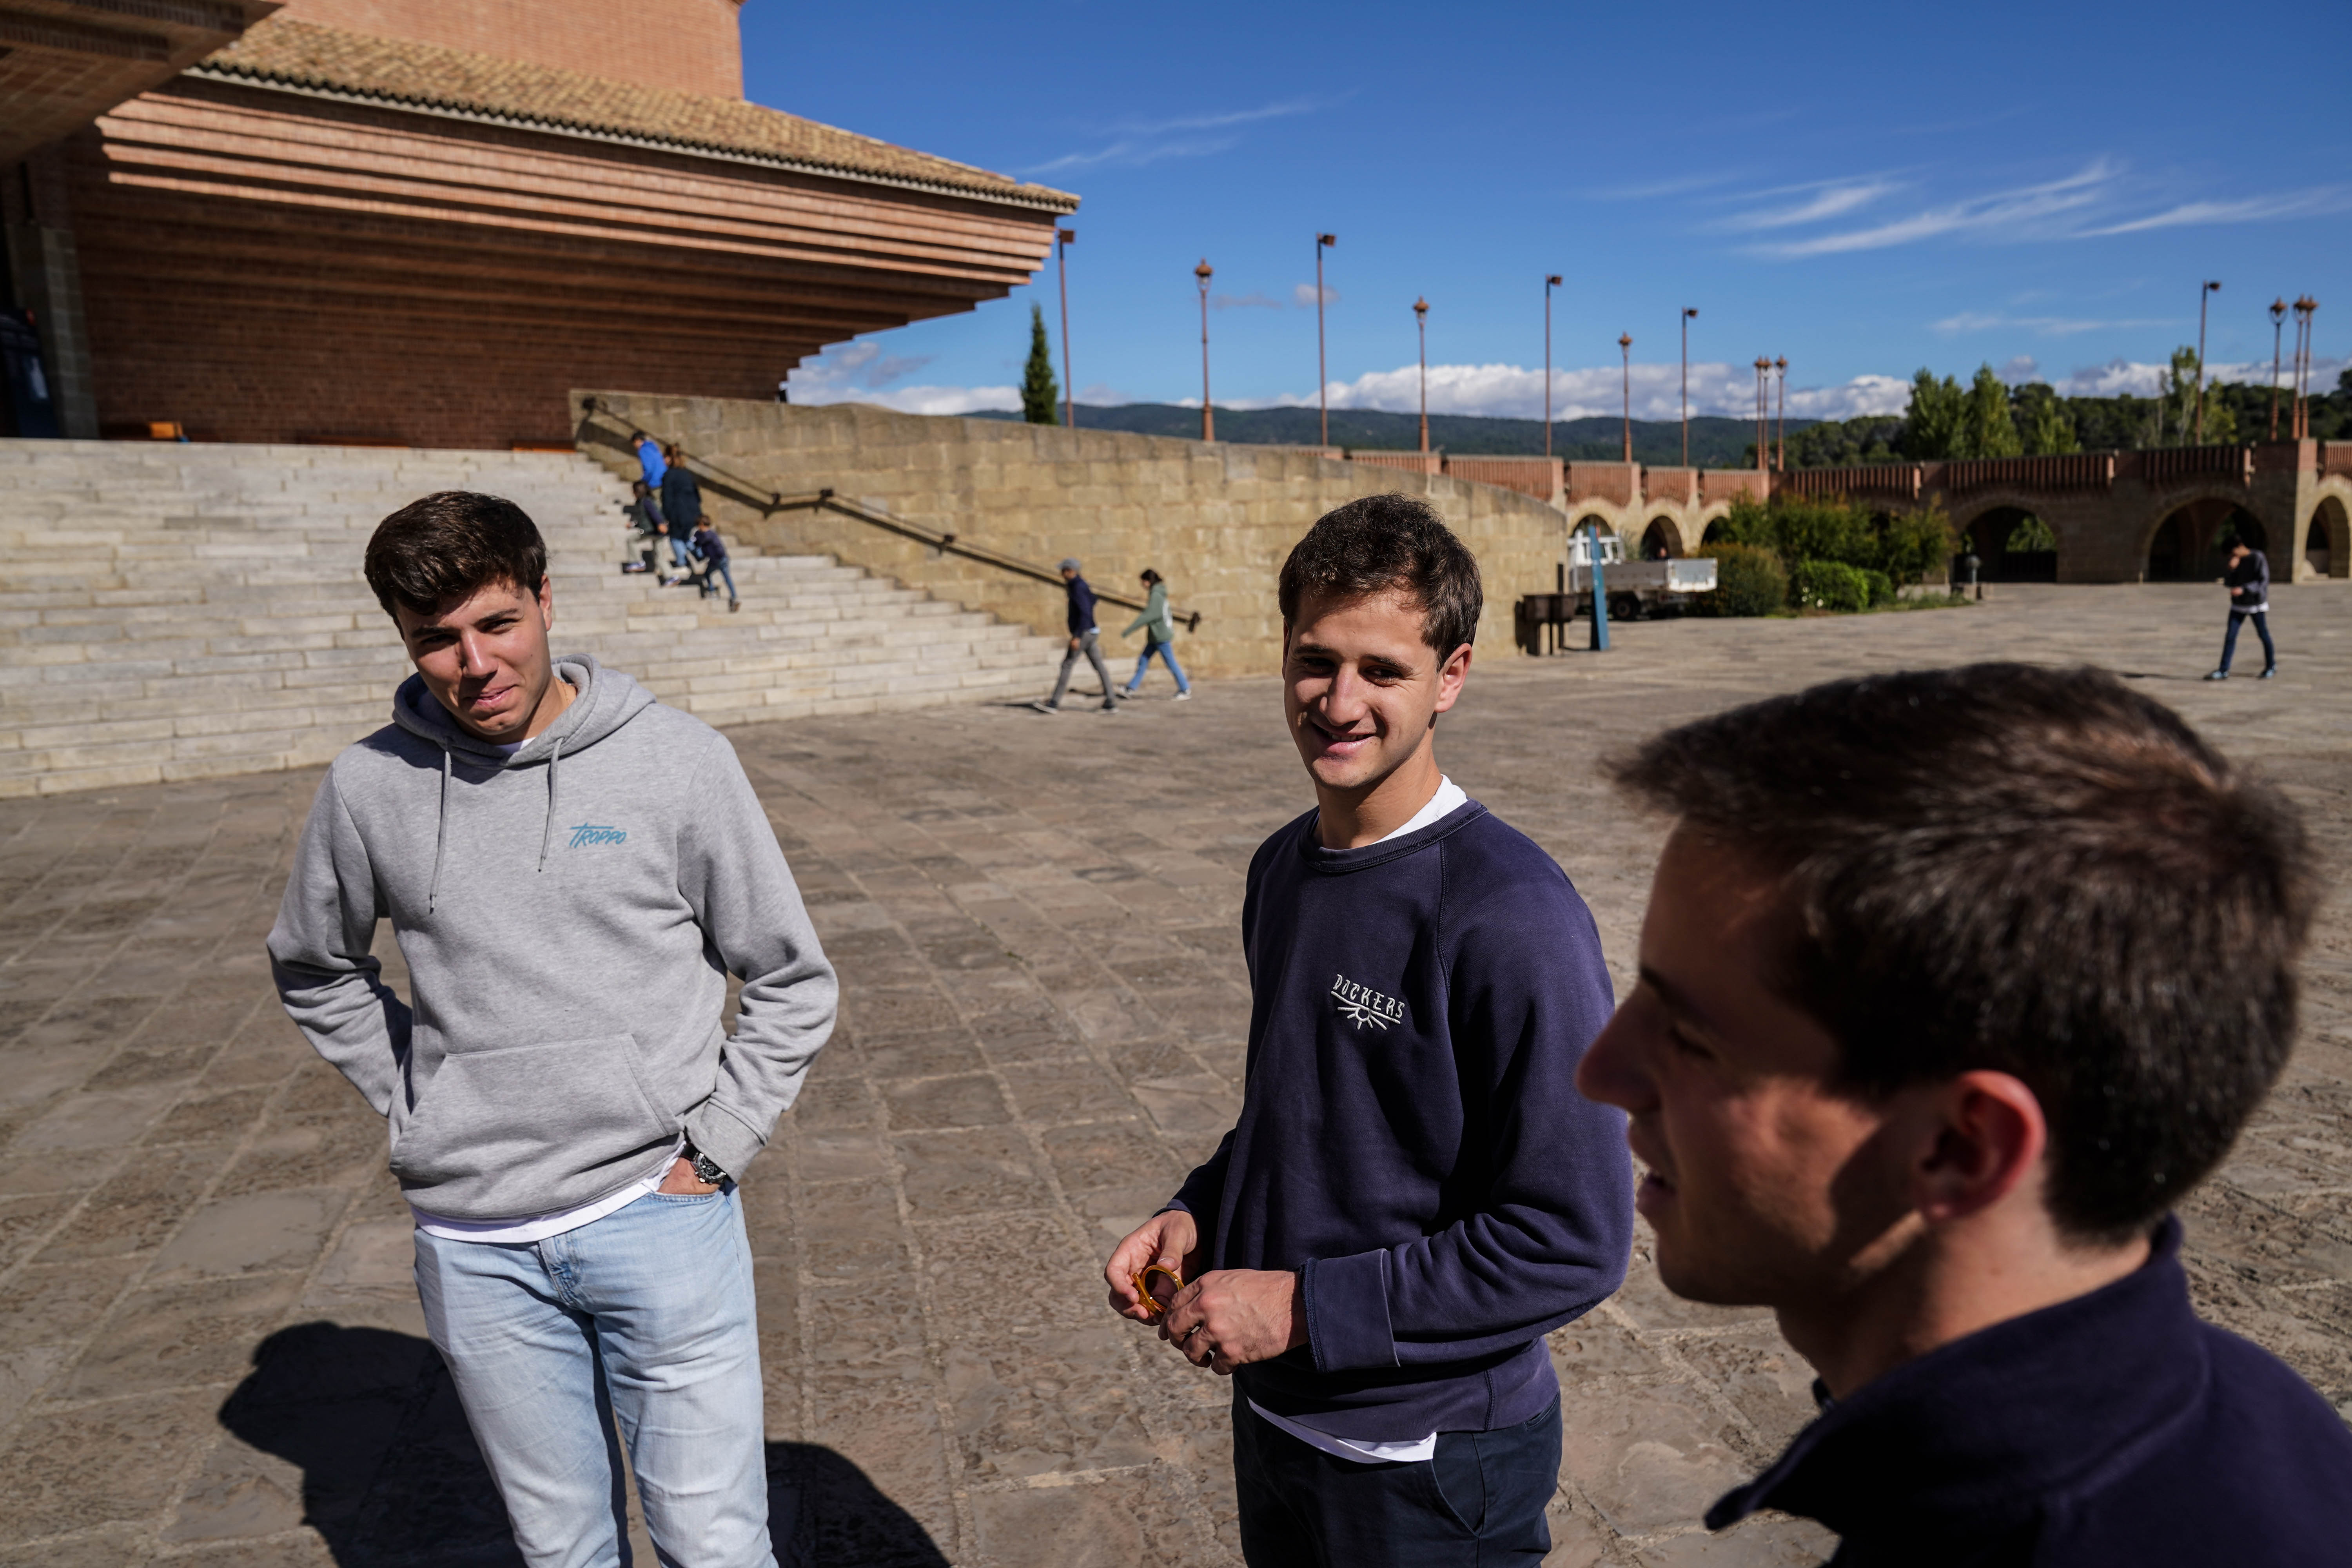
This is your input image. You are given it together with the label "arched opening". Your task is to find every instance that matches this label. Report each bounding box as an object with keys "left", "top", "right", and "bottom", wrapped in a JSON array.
[
  {"left": 1961, "top": 506, "right": 2058, "bottom": 583},
  {"left": 2147, "top": 499, "right": 2262, "bottom": 583},
  {"left": 1700, "top": 518, "right": 1729, "bottom": 545},
  {"left": 1639, "top": 518, "right": 1682, "bottom": 559},
  {"left": 2305, "top": 496, "right": 2348, "bottom": 579}
]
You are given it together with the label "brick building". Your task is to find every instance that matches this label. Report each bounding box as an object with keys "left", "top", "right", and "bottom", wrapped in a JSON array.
[{"left": 1, "top": 0, "right": 1077, "bottom": 447}]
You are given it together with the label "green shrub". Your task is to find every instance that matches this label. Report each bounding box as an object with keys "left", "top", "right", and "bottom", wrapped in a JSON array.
[
  {"left": 1860, "top": 568, "right": 1896, "bottom": 607},
  {"left": 1710, "top": 494, "right": 1957, "bottom": 586},
  {"left": 1699, "top": 543, "right": 1787, "bottom": 617},
  {"left": 1792, "top": 559, "right": 1870, "bottom": 613}
]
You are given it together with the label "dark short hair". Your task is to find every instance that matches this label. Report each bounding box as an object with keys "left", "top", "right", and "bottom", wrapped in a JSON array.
[
  {"left": 1278, "top": 493, "right": 1482, "bottom": 656},
  {"left": 1609, "top": 663, "right": 2314, "bottom": 1245},
  {"left": 363, "top": 491, "right": 548, "bottom": 621},
  {"left": 1141, "top": 568, "right": 1162, "bottom": 585}
]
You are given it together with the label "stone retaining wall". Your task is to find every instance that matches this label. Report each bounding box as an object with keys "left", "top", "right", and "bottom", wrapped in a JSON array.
[{"left": 580, "top": 394, "right": 1577, "bottom": 680}]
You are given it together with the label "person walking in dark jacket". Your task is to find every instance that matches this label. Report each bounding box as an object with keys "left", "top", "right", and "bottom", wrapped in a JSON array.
[
  {"left": 1104, "top": 497, "right": 1631, "bottom": 1566},
  {"left": 660, "top": 445, "right": 704, "bottom": 586},
  {"left": 1032, "top": 558, "right": 1120, "bottom": 714},
  {"left": 1577, "top": 663, "right": 2350, "bottom": 1566},
  {"left": 2204, "top": 539, "right": 2276, "bottom": 679},
  {"left": 693, "top": 521, "right": 739, "bottom": 611}
]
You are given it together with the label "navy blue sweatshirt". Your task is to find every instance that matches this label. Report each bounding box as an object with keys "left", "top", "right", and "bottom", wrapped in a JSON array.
[
  {"left": 1171, "top": 800, "right": 1632, "bottom": 1439},
  {"left": 1064, "top": 574, "right": 1098, "bottom": 636},
  {"left": 1710, "top": 1216, "right": 2352, "bottom": 1565},
  {"left": 2224, "top": 548, "right": 2269, "bottom": 612}
]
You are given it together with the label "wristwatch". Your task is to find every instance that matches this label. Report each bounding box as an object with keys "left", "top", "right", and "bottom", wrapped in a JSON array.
[{"left": 683, "top": 1140, "right": 729, "bottom": 1185}]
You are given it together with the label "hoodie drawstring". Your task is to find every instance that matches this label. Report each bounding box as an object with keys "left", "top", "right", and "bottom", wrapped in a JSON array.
[
  {"left": 537, "top": 734, "right": 565, "bottom": 871},
  {"left": 428, "top": 746, "right": 453, "bottom": 913}
]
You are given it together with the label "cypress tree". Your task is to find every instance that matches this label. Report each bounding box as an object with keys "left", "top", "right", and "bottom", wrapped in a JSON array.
[
  {"left": 1021, "top": 303, "right": 1060, "bottom": 425},
  {"left": 1959, "top": 364, "right": 2023, "bottom": 459}
]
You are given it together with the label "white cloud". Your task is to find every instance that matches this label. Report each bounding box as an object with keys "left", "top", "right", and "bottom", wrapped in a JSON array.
[
  {"left": 2048, "top": 355, "right": 2347, "bottom": 397},
  {"left": 1294, "top": 282, "right": 1339, "bottom": 308},
  {"left": 1751, "top": 161, "right": 2117, "bottom": 258},
  {"left": 1021, "top": 98, "right": 1325, "bottom": 175},
  {"left": 2082, "top": 188, "right": 2352, "bottom": 236},
  {"left": 1211, "top": 292, "right": 1283, "bottom": 310},
  {"left": 1227, "top": 361, "right": 1910, "bottom": 421},
  {"left": 1717, "top": 179, "right": 1902, "bottom": 232},
  {"left": 790, "top": 383, "right": 1022, "bottom": 416},
  {"left": 1931, "top": 311, "right": 2175, "bottom": 337}
]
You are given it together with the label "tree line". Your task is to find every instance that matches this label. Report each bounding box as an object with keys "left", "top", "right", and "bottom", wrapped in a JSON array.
[{"left": 1782, "top": 358, "right": 2351, "bottom": 469}]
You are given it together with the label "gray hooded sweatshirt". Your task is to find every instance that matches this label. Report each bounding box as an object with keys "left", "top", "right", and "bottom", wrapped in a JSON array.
[{"left": 268, "top": 655, "right": 836, "bottom": 1221}]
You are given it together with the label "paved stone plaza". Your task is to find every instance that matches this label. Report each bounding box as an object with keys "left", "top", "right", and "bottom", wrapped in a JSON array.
[{"left": 1, "top": 583, "right": 2347, "bottom": 1568}]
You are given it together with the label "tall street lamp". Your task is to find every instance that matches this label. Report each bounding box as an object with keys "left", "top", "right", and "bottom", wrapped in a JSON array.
[
  {"left": 1316, "top": 233, "right": 1337, "bottom": 446},
  {"left": 1056, "top": 227, "right": 1076, "bottom": 428},
  {"left": 1415, "top": 296, "right": 1430, "bottom": 454},
  {"left": 2269, "top": 298, "right": 2287, "bottom": 441},
  {"left": 1619, "top": 333, "right": 1633, "bottom": 463},
  {"left": 1195, "top": 258, "right": 1215, "bottom": 443},
  {"left": 2193, "top": 279, "right": 2220, "bottom": 444},
  {"left": 1544, "top": 274, "right": 1562, "bottom": 461},
  {"left": 1753, "top": 357, "right": 1770, "bottom": 474},
  {"left": 2294, "top": 296, "right": 2319, "bottom": 439},
  {"left": 1774, "top": 356, "right": 1788, "bottom": 472},
  {"left": 1680, "top": 307, "right": 1699, "bottom": 466}
]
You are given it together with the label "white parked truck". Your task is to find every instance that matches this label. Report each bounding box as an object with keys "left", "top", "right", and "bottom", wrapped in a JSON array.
[{"left": 1567, "top": 532, "right": 1717, "bottom": 619}]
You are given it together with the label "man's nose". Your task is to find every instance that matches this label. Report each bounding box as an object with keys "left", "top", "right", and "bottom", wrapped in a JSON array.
[
  {"left": 455, "top": 632, "right": 497, "bottom": 677},
  {"left": 1321, "top": 666, "right": 1372, "bottom": 724},
  {"left": 1575, "top": 1013, "right": 1649, "bottom": 1112}
]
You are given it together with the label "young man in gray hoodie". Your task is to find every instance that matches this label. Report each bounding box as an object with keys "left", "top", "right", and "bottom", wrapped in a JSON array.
[{"left": 268, "top": 491, "right": 836, "bottom": 1568}]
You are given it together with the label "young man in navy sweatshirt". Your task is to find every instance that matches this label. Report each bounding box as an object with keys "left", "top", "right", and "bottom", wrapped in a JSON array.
[
  {"left": 1579, "top": 663, "right": 2352, "bottom": 1565},
  {"left": 1104, "top": 495, "right": 1633, "bottom": 1566}
]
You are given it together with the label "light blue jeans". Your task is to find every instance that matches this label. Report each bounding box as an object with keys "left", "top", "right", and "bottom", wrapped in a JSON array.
[
  {"left": 413, "top": 1183, "right": 773, "bottom": 1568},
  {"left": 1125, "top": 639, "right": 1189, "bottom": 693}
]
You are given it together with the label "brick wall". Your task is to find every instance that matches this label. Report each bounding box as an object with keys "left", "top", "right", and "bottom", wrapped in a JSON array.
[
  {"left": 278, "top": 0, "right": 745, "bottom": 98},
  {"left": 581, "top": 394, "right": 1577, "bottom": 681}
]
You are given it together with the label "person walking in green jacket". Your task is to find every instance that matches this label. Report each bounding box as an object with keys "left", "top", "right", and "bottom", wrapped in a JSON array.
[{"left": 1119, "top": 568, "right": 1191, "bottom": 699}]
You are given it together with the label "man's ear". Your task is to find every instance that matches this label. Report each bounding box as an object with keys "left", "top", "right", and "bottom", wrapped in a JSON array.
[
  {"left": 1431, "top": 642, "right": 1474, "bottom": 715},
  {"left": 1911, "top": 1071, "right": 2047, "bottom": 1227},
  {"left": 536, "top": 574, "right": 555, "bottom": 628}
]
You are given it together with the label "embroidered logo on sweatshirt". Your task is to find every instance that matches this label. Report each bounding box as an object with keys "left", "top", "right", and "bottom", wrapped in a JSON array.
[
  {"left": 567, "top": 824, "right": 628, "bottom": 848},
  {"left": 1330, "top": 971, "right": 1405, "bottom": 1031}
]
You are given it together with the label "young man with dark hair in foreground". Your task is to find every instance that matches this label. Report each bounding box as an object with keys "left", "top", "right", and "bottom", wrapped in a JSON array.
[
  {"left": 1104, "top": 494, "right": 1633, "bottom": 1566},
  {"left": 269, "top": 491, "right": 836, "bottom": 1567},
  {"left": 1578, "top": 662, "right": 2352, "bottom": 1566}
]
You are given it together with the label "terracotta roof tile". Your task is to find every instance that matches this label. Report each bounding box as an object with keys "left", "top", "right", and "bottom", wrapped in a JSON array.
[{"left": 186, "top": 16, "right": 1078, "bottom": 211}]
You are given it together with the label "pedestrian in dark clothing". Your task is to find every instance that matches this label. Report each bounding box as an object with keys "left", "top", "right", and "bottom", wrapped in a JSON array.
[
  {"left": 622, "top": 481, "right": 662, "bottom": 574},
  {"left": 660, "top": 446, "right": 703, "bottom": 584},
  {"left": 1579, "top": 662, "right": 2350, "bottom": 1567},
  {"left": 1032, "top": 558, "right": 1119, "bottom": 714},
  {"left": 2204, "top": 540, "right": 2276, "bottom": 679},
  {"left": 1105, "top": 496, "right": 1632, "bottom": 1568},
  {"left": 692, "top": 522, "right": 739, "bottom": 611}
]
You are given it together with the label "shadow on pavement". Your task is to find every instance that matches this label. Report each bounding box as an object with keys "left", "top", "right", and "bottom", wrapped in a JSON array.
[{"left": 220, "top": 1322, "right": 947, "bottom": 1568}]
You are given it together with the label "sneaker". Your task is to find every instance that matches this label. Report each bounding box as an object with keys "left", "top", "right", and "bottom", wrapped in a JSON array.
[
  {"left": 1173, "top": 689, "right": 1192, "bottom": 702},
  {"left": 729, "top": 599, "right": 742, "bottom": 613},
  {"left": 1118, "top": 685, "right": 1140, "bottom": 698},
  {"left": 2258, "top": 666, "right": 2276, "bottom": 679},
  {"left": 1029, "top": 700, "right": 1060, "bottom": 715},
  {"left": 1099, "top": 701, "right": 1119, "bottom": 713},
  {"left": 2202, "top": 670, "right": 2230, "bottom": 681}
]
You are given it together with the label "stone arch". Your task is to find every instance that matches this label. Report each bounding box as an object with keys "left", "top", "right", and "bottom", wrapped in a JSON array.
[
  {"left": 1569, "top": 514, "right": 1616, "bottom": 545},
  {"left": 1639, "top": 517, "right": 1684, "bottom": 559},
  {"left": 1953, "top": 502, "right": 2058, "bottom": 583},
  {"left": 2302, "top": 494, "right": 2349, "bottom": 580},
  {"left": 2144, "top": 497, "right": 2263, "bottom": 583}
]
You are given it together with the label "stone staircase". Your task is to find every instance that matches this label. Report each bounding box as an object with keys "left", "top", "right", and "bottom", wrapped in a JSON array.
[{"left": 0, "top": 440, "right": 1067, "bottom": 797}]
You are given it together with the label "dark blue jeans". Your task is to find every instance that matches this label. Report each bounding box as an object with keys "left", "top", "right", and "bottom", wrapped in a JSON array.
[
  {"left": 2219, "top": 608, "right": 2275, "bottom": 672},
  {"left": 1232, "top": 1391, "right": 1561, "bottom": 1567}
]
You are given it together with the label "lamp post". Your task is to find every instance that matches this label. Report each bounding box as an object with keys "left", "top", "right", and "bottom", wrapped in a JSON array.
[
  {"left": 1543, "top": 274, "right": 1562, "bottom": 461},
  {"left": 1056, "top": 227, "right": 1076, "bottom": 428},
  {"left": 2294, "top": 296, "right": 2319, "bottom": 440},
  {"left": 1316, "top": 233, "right": 1336, "bottom": 447},
  {"left": 1619, "top": 333, "right": 1633, "bottom": 463},
  {"left": 1753, "top": 357, "right": 1771, "bottom": 474},
  {"left": 1195, "top": 258, "right": 1214, "bottom": 443},
  {"left": 1680, "top": 307, "right": 1698, "bottom": 466},
  {"left": 1415, "top": 296, "right": 1430, "bottom": 455},
  {"left": 2193, "top": 279, "right": 2220, "bottom": 444},
  {"left": 2269, "top": 298, "right": 2287, "bottom": 441},
  {"left": 1774, "top": 355, "right": 1787, "bottom": 472}
]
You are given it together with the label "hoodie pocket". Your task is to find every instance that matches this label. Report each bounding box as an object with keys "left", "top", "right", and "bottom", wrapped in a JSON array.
[{"left": 391, "top": 1034, "right": 668, "bottom": 1194}]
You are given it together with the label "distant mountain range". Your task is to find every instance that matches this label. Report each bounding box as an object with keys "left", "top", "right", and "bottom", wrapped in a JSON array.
[{"left": 970, "top": 403, "right": 1815, "bottom": 467}]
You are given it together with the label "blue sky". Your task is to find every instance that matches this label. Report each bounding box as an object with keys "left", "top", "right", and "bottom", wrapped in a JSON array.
[{"left": 743, "top": 0, "right": 2350, "bottom": 422}]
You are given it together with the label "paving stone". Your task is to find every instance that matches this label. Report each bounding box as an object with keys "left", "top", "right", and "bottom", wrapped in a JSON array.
[{"left": 2, "top": 588, "right": 2349, "bottom": 1564}]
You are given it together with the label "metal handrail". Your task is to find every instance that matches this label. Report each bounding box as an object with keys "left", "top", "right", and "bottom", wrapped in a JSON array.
[{"left": 576, "top": 396, "right": 1200, "bottom": 630}]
